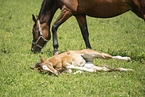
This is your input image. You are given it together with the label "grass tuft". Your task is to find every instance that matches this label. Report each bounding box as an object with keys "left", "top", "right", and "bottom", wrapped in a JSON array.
[{"left": 0, "top": 0, "right": 145, "bottom": 96}]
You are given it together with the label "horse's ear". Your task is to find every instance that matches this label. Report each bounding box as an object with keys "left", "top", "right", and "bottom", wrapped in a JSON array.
[
  {"left": 32, "top": 14, "right": 37, "bottom": 22},
  {"left": 39, "top": 55, "right": 45, "bottom": 63}
]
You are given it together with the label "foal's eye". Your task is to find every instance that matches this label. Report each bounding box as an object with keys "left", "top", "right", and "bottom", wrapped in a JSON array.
[{"left": 49, "top": 64, "right": 51, "bottom": 66}]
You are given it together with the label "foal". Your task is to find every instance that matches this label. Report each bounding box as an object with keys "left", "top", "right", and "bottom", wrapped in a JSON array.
[{"left": 31, "top": 49, "right": 133, "bottom": 75}]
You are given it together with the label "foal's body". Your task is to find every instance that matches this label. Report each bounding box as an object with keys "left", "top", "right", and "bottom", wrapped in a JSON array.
[{"left": 31, "top": 49, "right": 133, "bottom": 75}]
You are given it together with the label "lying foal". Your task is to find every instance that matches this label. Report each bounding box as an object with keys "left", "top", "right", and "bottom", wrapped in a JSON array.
[{"left": 31, "top": 49, "right": 133, "bottom": 75}]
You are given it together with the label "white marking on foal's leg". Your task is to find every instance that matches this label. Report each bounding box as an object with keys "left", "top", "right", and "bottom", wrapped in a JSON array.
[
  {"left": 66, "top": 65, "right": 95, "bottom": 72},
  {"left": 73, "top": 70, "right": 83, "bottom": 74},
  {"left": 115, "top": 68, "right": 134, "bottom": 71},
  {"left": 112, "top": 56, "right": 131, "bottom": 61},
  {"left": 84, "top": 62, "right": 109, "bottom": 71},
  {"left": 64, "top": 69, "right": 72, "bottom": 73},
  {"left": 84, "top": 62, "right": 95, "bottom": 69},
  {"left": 68, "top": 69, "right": 72, "bottom": 73}
]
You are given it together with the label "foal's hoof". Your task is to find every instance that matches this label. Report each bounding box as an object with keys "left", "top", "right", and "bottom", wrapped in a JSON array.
[
  {"left": 126, "top": 57, "right": 131, "bottom": 62},
  {"left": 54, "top": 50, "right": 61, "bottom": 55}
]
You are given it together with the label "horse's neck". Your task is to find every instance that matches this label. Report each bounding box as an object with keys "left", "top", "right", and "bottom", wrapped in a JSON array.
[{"left": 38, "top": 0, "right": 58, "bottom": 25}]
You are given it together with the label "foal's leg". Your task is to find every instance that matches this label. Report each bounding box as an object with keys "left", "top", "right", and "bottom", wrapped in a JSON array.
[
  {"left": 52, "top": 6, "right": 72, "bottom": 55},
  {"left": 65, "top": 62, "right": 96, "bottom": 72},
  {"left": 101, "top": 53, "right": 131, "bottom": 61},
  {"left": 84, "top": 62, "right": 112, "bottom": 71},
  {"left": 81, "top": 49, "right": 131, "bottom": 61},
  {"left": 75, "top": 15, "right": 92, "bottom": 49},
  {"left": 66, "top": 65, "right": 96, "bottom": 72},
  {"left": 84, "top": 62, "right": 133, "bottom": 71}
]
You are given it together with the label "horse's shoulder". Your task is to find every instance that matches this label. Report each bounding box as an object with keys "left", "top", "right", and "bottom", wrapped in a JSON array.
[{"left": 61, "top": 0, "right": 78, "bottom": 11}]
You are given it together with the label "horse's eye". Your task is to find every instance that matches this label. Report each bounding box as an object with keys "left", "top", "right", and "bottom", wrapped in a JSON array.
[{"left": 32, "top": 29, "right": 36, "bottom": 35}]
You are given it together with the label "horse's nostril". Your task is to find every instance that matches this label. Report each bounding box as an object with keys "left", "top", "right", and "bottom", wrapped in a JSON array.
[
  {"left": 31, "top": 48, "right": 41, "bottom": 53},
  {"left": 31, "top": 48, "right": 34, "bottom": 52}
]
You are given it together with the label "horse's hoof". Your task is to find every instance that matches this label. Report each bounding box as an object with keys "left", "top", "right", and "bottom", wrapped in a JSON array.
[{"left": 54, "top": 50, "right": 61, "bottom": 55}]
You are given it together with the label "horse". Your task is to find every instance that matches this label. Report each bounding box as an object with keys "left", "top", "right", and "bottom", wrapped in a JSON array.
[
  {"left": 31, "top": 0, "right": 145, "bottom": 54},
  {"left": 30, "top": 49, "right": 133, "bottom": 76}
]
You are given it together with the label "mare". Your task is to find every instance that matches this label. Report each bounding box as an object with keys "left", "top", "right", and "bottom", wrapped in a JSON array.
[{"left": 31, "top": 0, "right": 145, "bottom": 54}]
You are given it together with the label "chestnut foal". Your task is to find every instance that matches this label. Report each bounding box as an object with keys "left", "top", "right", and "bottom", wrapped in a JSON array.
[{"left": 31, "top": 49, "right": 133, "bottom": 76}]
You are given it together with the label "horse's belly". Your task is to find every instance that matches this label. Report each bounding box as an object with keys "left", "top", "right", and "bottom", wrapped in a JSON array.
[
  {"left": 77, "top": 0, "right": 131, "bottom": 18},
  {"left": 86, "top": 9, "right": 130, "bottom": 18}
]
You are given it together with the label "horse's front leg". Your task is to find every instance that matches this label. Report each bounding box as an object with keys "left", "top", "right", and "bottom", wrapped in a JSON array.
[
  {"left": 52, "top": 6, "right": 72, "bottom": 55},
  {"left": 52, "top": 24, "right": 60, "bottom": 55},
  {"left": 75, "top": 15, "right": 92, "bottom": 49}
]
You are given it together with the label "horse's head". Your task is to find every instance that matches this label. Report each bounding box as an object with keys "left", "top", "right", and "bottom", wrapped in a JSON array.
[
  {"left": 37, "top": 55, "right": 59, "bottom": 76},
  {"left": 132, "top": 0, "right": 145, "bottom": 20},
  {"left": 31, "top": 15, "right": 51, "bottom": 52}
]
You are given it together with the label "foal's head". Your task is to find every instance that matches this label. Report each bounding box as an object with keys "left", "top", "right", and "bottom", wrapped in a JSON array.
[
  {"left": 31, "top": 15, "right": 51, "bottom": 52},
  {"left": 35, "top": 55, "right": 59, "bottom": 76}
]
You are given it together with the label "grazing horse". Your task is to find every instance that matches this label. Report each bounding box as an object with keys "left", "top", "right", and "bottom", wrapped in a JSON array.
[
  {"left": 31, "top": 0, "right": 145, "bottom": 54},
  {"left": 30, "top": 49, "right": 133, "bottom": 76}
]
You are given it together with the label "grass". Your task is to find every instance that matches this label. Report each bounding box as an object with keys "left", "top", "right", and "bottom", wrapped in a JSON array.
[{"left": 0, "top": 0, "right": 145, "bottom": 96}]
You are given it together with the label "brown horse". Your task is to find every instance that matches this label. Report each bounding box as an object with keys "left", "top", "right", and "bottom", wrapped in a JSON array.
[{"left": 31, "top": 0, "right": 145, "bottom": 54}]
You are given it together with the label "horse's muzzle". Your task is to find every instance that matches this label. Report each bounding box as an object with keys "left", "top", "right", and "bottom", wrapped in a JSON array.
[{"left": 31, "top": 48, "right": 41, "bottom": 53}]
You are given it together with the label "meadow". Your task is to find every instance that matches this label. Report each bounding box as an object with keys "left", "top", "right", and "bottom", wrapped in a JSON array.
[{"left": 0, "top": 0, "right": 145, "bottom": 96}]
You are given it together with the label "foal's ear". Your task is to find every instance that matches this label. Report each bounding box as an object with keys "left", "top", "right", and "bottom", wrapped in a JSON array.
[
  {"left": 39, "top": 55, "right": 45, "bottom": 63},
  {"left": 32, "top": 14, "right": 37, "bottom": 22},
  {"left": 35, "top": 62, "right": 41, "bottom": 67}
]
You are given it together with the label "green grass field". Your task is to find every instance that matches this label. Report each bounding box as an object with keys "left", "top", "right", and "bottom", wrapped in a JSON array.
[{"left": 0, "top": 0, "right": 145, "bottom": 96}]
